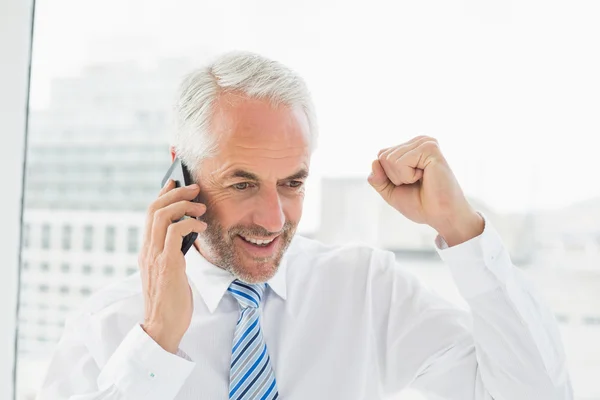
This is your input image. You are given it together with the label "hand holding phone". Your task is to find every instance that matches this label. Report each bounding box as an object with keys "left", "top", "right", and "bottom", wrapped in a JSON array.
[
  {"left": 137, "top": 157, "right": 207, "bottom": 353},
  {"left": 160, "top": 157, "right": 203, "bottom": 255}
]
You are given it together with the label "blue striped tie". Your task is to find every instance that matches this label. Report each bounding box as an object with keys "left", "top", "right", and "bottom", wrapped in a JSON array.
[{"left": 227, "top": 280, "right": 279, "bottom": 400}]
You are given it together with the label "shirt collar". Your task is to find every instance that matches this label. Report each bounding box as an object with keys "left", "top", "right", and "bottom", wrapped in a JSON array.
[{"left": 185, "top": 244, "right": 288, "bottom": 314}]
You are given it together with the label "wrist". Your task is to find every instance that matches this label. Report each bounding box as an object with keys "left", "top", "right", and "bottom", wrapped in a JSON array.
[
  {"left": 142, "top": 322, "right": 181, "bottom": 354},
  {"left": 435, "top": 209, "right": 485, "bottom": 248}
]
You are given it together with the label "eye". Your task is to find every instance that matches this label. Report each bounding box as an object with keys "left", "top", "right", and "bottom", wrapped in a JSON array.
[
  {"left": 288, "top": 181, "right": 304, "bottom": 188},
  {"left": 233, "top": 182, "right": 254, "bottom": 191}
]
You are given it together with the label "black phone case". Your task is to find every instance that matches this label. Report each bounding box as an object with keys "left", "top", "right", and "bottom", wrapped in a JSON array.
[{"left": 160, "top": 157, "right": 199, "bottom": 255}]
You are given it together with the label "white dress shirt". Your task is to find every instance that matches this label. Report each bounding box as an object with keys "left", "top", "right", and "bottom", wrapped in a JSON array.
[{"left": 38, "top": 213, "right": 573, "bottom": 399}]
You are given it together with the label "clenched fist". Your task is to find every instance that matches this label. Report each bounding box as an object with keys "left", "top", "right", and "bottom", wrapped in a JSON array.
[{"left": 368, "top": 135, "right": 484, "bottom": 247}]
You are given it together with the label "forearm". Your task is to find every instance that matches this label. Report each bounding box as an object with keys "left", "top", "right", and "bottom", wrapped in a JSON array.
[
  {"left": 466, "top": 276, "right": 572, "bottom": 399},
  {"left": 38, "top": 323, "right": 195, "bottom": 400},
  {"left": 439, "top": 214, "right": 573, "bottom": 399}
]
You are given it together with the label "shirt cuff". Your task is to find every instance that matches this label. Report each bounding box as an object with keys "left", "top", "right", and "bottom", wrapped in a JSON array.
[
  {"left": 434, "top": 211, "right": 512, "bottom": 299},
  {"left": 97, "top": 324, "right": 195, "bottom": 399}
]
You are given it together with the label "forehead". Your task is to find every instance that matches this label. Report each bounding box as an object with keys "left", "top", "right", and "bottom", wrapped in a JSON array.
[{"left": 210, "top": 92, "right": 311, "bottom": 157}]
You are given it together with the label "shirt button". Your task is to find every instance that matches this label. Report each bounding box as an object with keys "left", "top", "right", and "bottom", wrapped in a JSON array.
[{"left": 149, "top": 372, "right": 155, "bottom": 378}]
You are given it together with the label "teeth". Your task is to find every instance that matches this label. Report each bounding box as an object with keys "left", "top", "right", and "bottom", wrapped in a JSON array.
[{"left": 241, "top": 235, "right": 275, "bottom": 245}]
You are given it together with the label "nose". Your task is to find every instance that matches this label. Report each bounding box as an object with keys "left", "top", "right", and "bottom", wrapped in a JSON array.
[{"left": 252, "top": 186, "right": 285, "bottom": 234}]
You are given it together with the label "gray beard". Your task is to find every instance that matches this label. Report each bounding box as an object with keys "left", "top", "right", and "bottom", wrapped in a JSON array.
[{"left": 197, "top": 210, "right": 296, "bottom": 284}]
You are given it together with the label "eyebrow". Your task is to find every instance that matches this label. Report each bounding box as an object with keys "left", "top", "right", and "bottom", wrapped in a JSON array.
[{"left": 226, "top": 168, "right": 309, "bottom": 182}]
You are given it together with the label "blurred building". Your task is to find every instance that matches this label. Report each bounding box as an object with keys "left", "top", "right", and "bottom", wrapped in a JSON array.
[
  {"left": 18, "top": 210, "right": 144, "bottom": 355},
  {"left": 315, "top": 177, "right": 536, "bottom": 261},
  {"left": 316, "top": 177, "right": 442, "bottom": 257},
  {"left": 24, "top": 138, "right": 170, "bottom": 211},
  {"left": 532, "top": 197, "right": 600, "bottom": 270},
  {"left": 25, "top": 58, "right": 194, "bottom": 211},
  {"left": 19, "top": 59, "right": 191, "bottom": 362},
  {"left": 315, "top": 177, "right": 600, "bottom": 270}
]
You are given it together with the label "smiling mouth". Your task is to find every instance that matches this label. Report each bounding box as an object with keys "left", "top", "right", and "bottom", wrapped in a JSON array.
[{"left": 238, "top": 234, "right": 278, "bottom": 247}]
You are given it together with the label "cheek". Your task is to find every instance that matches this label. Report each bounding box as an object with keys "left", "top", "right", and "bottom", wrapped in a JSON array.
[
  {"left": 283, "top": 195, "right": 304, "bottom": 222},
  {"left": 207, "top": 196, "right": 250, "bottom": 230}
]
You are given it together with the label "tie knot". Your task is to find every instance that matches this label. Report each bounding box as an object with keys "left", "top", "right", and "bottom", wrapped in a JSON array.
[{"left": 228, "top": 280, "right": 266, "bottom": 309}]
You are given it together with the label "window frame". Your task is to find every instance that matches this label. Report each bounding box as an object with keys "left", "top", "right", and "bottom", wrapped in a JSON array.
[{"left": 0, "top": 0, "right": 35, "bottom": 397}]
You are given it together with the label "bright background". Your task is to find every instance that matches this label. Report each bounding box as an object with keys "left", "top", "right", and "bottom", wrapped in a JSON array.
[{"left": 13, "top": 0, "right": 600, "bottom": 399}]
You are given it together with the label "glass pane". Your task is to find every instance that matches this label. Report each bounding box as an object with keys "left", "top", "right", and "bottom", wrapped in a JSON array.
[
  {"left": 61, "top": 225, "right": 71, "bottom": 250},
  {"left": 104, "top": 226, "right": 116, "bottom": 253},
  {"left": 127, "top": 227, "right": 139, "bottom": 254},
  {"left": 16, "top": 1, "right": 600, "bottom": 399},
  {"left": 82, "top": 225, "right": 93, "bottom": 251}
]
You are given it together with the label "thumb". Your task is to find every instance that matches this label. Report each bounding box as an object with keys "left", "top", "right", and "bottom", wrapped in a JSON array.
[{"left": 367, "top": 159, "right": 392, "bottom": 195}]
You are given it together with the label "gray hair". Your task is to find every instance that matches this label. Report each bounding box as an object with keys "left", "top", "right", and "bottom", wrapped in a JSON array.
[{"left": 170, "top": 51, "right": 318, "bottom": 176}]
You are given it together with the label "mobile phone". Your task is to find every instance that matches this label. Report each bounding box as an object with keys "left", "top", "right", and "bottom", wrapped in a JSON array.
[{"left": 160, "top": 157, "right": 200, "bottom": 255}]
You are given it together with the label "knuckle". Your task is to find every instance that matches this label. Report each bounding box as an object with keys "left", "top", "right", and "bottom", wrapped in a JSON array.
[
  {"left": 146, "top": 202, "right": 158, "bottom": 217},
  {"left": 419, "top": 136, "right": 437, "bottom": 144},
  {"left": 423, "top": 140, "right": 440, "bottom": 151},
  {"left": 166, "top": 221, "right": 178, "bottom": 234},
  {"left": 154, "top": 208, "right": 169, "bottom": 223}
]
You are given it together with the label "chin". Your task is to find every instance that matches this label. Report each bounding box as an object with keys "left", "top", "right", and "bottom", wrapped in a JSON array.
[{"left": 233, "top": 261, "right": 278, "bottom": 284}]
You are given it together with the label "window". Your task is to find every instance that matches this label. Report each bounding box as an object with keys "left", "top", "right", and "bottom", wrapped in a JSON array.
[
  {"left": 105, "top": 226, "right": 115, "bottom": 253},
  {"left": 103, "top": 265, "right": 114, "bottom": 276},
  {"left": 12, "top": 2, "right": 600, "bottom": 399},
  {"left": 82, "top": 225, "right": 93, "bottom": 251},
  {"left": 127, "top": 227, "right": 139, "bottom": 253},
  {"left": 41, "top": 224, "right": 51, "bottom": 249},
  {"left": 22, "top": 223, "right": 30, "bottom": 248},
  {"left": 61, "top": 225, "right": 72, "bottom": 250},
  {"left": 81, "top": 264, "right": 92, "bottom": 275},
  {"left": 583, "top": 316, "right": 600, "bottom": 326}
]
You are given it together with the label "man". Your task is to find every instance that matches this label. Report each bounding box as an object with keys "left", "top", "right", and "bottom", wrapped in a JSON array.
[{"left": 39, "top": 51, "right": 572, "bottom": 399}]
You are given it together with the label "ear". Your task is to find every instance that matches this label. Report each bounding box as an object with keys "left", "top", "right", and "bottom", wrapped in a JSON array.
[{"left": 169, "top": 146, "right": 176, "bottom": 162}]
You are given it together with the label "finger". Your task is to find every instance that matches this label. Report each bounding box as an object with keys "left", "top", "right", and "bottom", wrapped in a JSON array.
[
  {"left": 143, "top": 183, "right": 200, "bottom": 247},
  {"left": 143, "top": 179, "right": 175, "bottom": 248},
  {"left": 406, "top": 135, "right": 433, "bottom": 145},
  {"left": 377, "top": 135, "right": 432, "bottom": 158},
  {"left": 393, "top": 141, "right": 441, "bottom": 184},
  {"left": 164, "top": 218, "right": 208, "bottom": 257},
  {"left": 378, "top": 146, "right": 398, "bottom": 159},
  {"left": 377, "top": 146, "right": 393, "bottom": 158},
  {"left": 159, "top": 178, "right": 175, "bottom": 196},
  {"left": 155, "top": 183, "right": 200, "bottom": 211},
  {"left": 367, "top": 159, "right": 393, "bottom": 194},
  {"left": 384, "top": 137, "right": 437, "bottom": 164},
  {"left": 150, "top": 200, "right": 207, "bottom": 253},
  {"left": 379, "top": 138, "right": 437, "bottom": 184}
]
